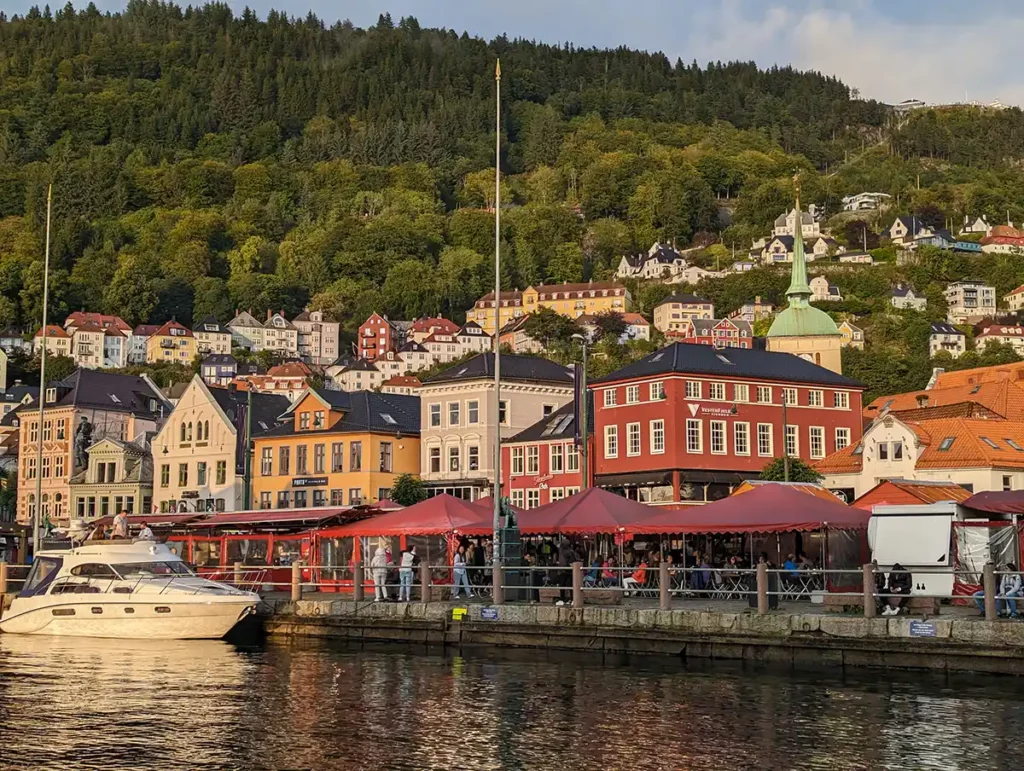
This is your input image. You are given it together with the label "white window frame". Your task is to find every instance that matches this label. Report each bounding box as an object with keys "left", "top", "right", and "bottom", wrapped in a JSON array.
[
  {"left": 626, "top": 385, "right": 640, "bottom": 404},
  {"left": 783, "top": 388, "right": 798, "bottom": 406},
  {"left": 448, "top": 401, "right": 460, "bottom": 427},
  {"left": 710, "top": 420, "right": 727, "bottom": 455},
  {"left": 549, "top": 487, "right": 566, "bottom": 502},
  {"left": 566, "top": 443, "right": 580, "bottom": 472},
  {"left": 709, "top": 382, "right": 726, "bottom": 401},
  {"left": 649, "top": 381, "right": 664, "bottom": 401},
  {"left": 734, "top": 383, "right": 749, "bottom": 403},
  {"left": 526, "top": 489, "right": 541, "bottom": 509},
  {"left": 650, "top": 420, "right": 665, "bottom": 454},
  {"left": 757, "top": 423, "right": 773, "bottom": 457},
  {"left": 467, "top": 400, "right": 480, "bottom": 424},
  {"left": 511, "top": 446, "right": 524, "bottom": 476},
  {"left": 809, "top": 426, "right": 825, "bottom": 459},
  {"left": 626, "top": 422, "right": 641, "bottom": 456},
  {"left": 834, "top": 392, "right": 850, "bottom": 409},
  {"left": 526, "top": 445, "right": 540, "bottom": 475},
  {"left": 756, "top": 385, "right": 771, "bottom": 404},
  {"left": 785, "top": 425, "right": 799, "bottom": 457},
  {"left": 808, "top": 390, "right": 823, "bottom": 408},
  {"left": 835, "top": 427, "right": 851, "bottom": 451},
  {"left": 511, "top": 489, "right": 525, "bottom": 507},
  {"left": 550, "top": 443, "right": 564, "bottom": 473},
  {"left": 604, "top": 389, "right": 617, "bottom": 407},
  {"left": 686, "top": 381, "right": 701, "bottom": 399},
  {"left": 734, "top": 422, "right": 750, "bottom": 456},
  {"left": 686, "top": 419, "right": 702, "bottom": 453},
  {"left": 604, "top": 425, "right": 618, "bottom": 458},
  {"left": 429, "top": 403, "right": 441, "bottom": 428}
]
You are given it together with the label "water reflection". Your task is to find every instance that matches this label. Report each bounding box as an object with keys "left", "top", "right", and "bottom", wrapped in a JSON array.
[{"left": 0, "top": 636, "right": 1022, "bottom": 771}]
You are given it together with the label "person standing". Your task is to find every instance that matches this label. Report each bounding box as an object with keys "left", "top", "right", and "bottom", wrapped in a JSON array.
[
  {"left": 110, "top": 510, "right": 129, "bottom": 539},
  {"left": 370, "top": 543, "right": 391, "bottom": 602},
  {"left": 452, "top": 545, "right": 473, "bottom": 599},
  {"left": 399, "top": 547, "right": 416, "bottom": 602}
]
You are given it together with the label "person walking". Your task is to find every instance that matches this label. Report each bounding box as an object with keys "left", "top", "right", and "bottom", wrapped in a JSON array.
[
  {"left": 399, "top": 547, "right": 416, "bottom": 602},
  {"left": 370, "top": 543, "right": 391, "bottom": 602},
  {"left": 452, "top": 545, "right": 473, "bottom": 599}
]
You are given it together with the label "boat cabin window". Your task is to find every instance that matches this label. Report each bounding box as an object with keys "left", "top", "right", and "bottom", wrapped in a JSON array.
[
  {"left": 70, "top": 563, "right": 119, "bottom": 579},
  {"left": 110, "top": 562, "right": 194, "bottom": 578},
  {"left": 22, "top": 557, "right": 62, "bottom": 594}
]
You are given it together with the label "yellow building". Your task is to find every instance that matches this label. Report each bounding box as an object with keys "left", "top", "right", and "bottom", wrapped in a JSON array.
[
  {"left": 466, "top": 281, "right": 631, "bottom": 334},
  {"left": 251, "top": 388, "right": 421, "bottom": 509},
  {"left": 146, "top": 320, "right": 196, "bottom": 364}
]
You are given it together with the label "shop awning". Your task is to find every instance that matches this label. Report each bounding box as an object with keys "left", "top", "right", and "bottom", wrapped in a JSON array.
[
  {"left": 325, "top": 494, "right": 493, "bottom": 537},
  {"left": 183, "top": 507, "right": 357, "bottom": 529},
  {"left": 631, "top": 483, "right": 869, "bottom": 534},
  {"left": 517, "top": 487, "right": 656, "bottom": 534},
  {"left": 962, "top": 490, "right": 1024, "bottom": 515}
]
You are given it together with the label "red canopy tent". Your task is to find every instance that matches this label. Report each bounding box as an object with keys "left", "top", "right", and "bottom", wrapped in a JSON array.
[
  {"left": 517, "top": 487, "right": 657, "bottom": 534},
  {"left": 631, "top": 484, "right": 869, "bottom": 534},
  {"left": 327, "top": 494, "right": 493, "bottom": 536}
]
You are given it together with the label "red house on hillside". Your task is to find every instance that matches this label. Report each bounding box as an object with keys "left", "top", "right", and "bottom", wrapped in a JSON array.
[{"left": 590, "top": 342, "right": 866, "bottom": 506}]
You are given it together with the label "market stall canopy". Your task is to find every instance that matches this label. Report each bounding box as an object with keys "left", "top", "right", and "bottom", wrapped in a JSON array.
[
  {"left": 632, "top": 483, "right": 869, "bottom": 534},
  {"left": 328, "top": 494, "right": 493, "bottom": 537},
  {"left": 962, "top": 490, "right": 1024, "bottom": 515},
  {"left": 517, "top": 487, "right": 656, "bottom": 534}
]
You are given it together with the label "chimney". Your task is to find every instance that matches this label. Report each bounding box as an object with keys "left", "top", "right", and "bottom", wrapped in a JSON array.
[
  {"left": 755, "top": 295, "right": 761, "bottom": 304},
  {"left": 266, "top": 309, "right": 271, "bottom": 321}
]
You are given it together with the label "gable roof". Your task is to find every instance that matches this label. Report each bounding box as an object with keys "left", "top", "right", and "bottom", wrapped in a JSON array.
[
  {"left": 202, "top": 353, "right": 237, "bottom": 367},
  {"left": 192, "top": 315, "right": 229, "bottom": 334},
  {"left": 852, "top": 479, "right": 974, "bottom": 509},
  {"left": 64, "top": 312, "right": 131, "bottom": 333},
  {"left": 592, "top": 342, "right": 862, "bottom": 388},
  {"left": 504, "top": 398, "right": 592, "bottom": 444},
  {"left": 274, "top": 388, "right": 420, "bottom": 436},
  {"left": 267, "top": 361, "right": 312, "bottom": 378},
  {"left": 228, "top": 311, "right": 263, "bottom": 329},
  {"left": 152, "top": 320, "right": 193, "bottom": 338},
  {"left": 382, "top": 375, "right": 422, "bottom": 388},
  {"left": 35, "top": 324, "right": 70, "bottom": 339},
  {"left": 890, "top": 284, "right": 919, "bottom": 298},
  {"left": 263, "top": 313, "right": 296, "bottom": 330},
  {"left": 47, "top": 369, "right": 170, "bottom": 418},
  {"left": 932, "top": 361, "right": 1024, "bottom": 389},
  {"left": 865, "top": 380, "right": 1024, "bottom": 421},
  {"left": 207, "top": 385, "right": 290, "bottom": 437},
  {"left": 133, "top": 324, "right": 161, "bottom": 337},
  {"left": 656, "top": 293, "right": 711, "bottom": 307},
  {"left": 425, "top": 353, "right": 573, "bottom": 386},
  {"left": 930, "top": 321, "right": 963, "bottom": 336}
]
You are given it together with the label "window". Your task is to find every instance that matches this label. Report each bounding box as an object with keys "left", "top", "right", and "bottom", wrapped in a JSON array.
[
  {"left": 511, "top": 447, "right": 524, "bottom": 475},
  {"left": 178, "top": 463, "right": 188, "bottom": 487},
  {"left": 511, "top": 489, "right": 525, "bottom": 508},
  {"left": 938, "top": 437, "right": 955, "bottom": 451},
  {"left": 312, "top": 444, "right": 325, "bottom": 474},
  {"left": 429, "top": 404, "right": 441, "bottom": 427},
  {"left": 809, "top": 390, "right": 823, "bottom": 407},
  {"left": 710, "top": 421, "right": 726, "bottom": 454},
  {"left": 783, "top": 388, "right": 798, "bottom": 406},
  {"left": 757, "top": 424, "right": 773, "bottom": 456},
  {"left": 651, "top": 420, "right": 665, "bottom": 454},
  {"left": 709, "top": 382, "right": 726, "bottom": 401},
  {"left": 28, "top": 421, "right": 38, "bottom": 443},
  {"left": 55, "top": 456, "right": 64, "bottom": 479},
  {"left": 604, "top": 425, "right": 618, "bottom": 458},
  {"left": 604, "top": 389, "right": 618, "bottom": 407},
  {"left": 756, "top": 386, "right": 772, "bottom": 404},
  {"left": 468, "top": 446, "right": 479, "bottom": 472},
  {"left": 734, "top": 422, "right": 750, "bottom": 455},
  {"left": 296, "top": 445, "right": 308, "bottom": 475},
  {"left": 686, "top": 419, "right": 702, "bottom": 453},
  {"left": 313, "top": 411, "right": 325, "bottom": 429},
  {"left": 1004, "top": 475, "right": 1013, "bottom": 492},
  {"left": 834, "top": 392, "right": 849, "bottom": 409},
  {"left": 499, "top": 401, "right": 509, "bottom": 424},
  {"left": 56, "top": 420, "right": 65, "bottom": 440},
  {"left": 160, "top": 464, "right": 169, "bottom": 488},
  {"left": 429, "top": 447, "right": 441, "bottom": 474},
  {"left": 980, "top": 437, "right": 1001, "bottom": 450},
  {"left": 448, "top": 402, "right": 460, "bottom": 427},
  {"left": 566, "top": 443, "right": 580, "bottom": 472},
  {"left": 734, "top": 384, "right": 749, "bottom": 403},
  {"left": 550, "top": 488, "right": 565, "bottom": 502},
  {"left": 526, "top": 489, "right": 540, "bottom": 509},
  {"left": 1007, "top": 439, "right": 1024, "bottom": 452},
  {"left": 626, "top": 385, "right": 640, "bottom": 404},
  {"left": 41, "top": 457, "right": 51, "bottom": 478},
  {"left": 277, "top": 491, "right": 290, "bottom": 509},
  {"left": 261, "top": 448, "right": 272, "bottom": 476},
  {"left": 686, "top": 381, "right": 701, "bottom": 399},
  {"left": 299, "top": 412, "right": 310, "bottom": 431},
  {"left": 331, "top": 489, "right": 344, "bottom": 506},
  {"left": 379, "top": 442, "right": 392, "bottom": 473},
  {"left": 43, "top": 420, "right": 51, "bottom": 441},
  {"left": 294, "top": 490, "right": 307, "bottom": 509},
  {"left": 279, "top": 447, "right": 290, "bottom": 476},
  {"left": 835, "top": 427, "right": 851, "bottom": 451},
  {"left": 627, "top": 423, "right": 641, "bottom": 456},
  {"left": 550, "top": 444, "right": 564, "bottom": 473},
  {"left": 331, "top": 442, "right": 344, "bottom": 472},
  {"left": 809, "top": 427, "right": 825, "bottom": 459},
  {"left": 879, "top": 442, "right": 889, "bottom": 461},
  {"left": 785, "top": 425, "right": 798, "bottom": 457},
  {"left": 543, "top": 404, "right": 556, "bottom": 417},
  {"left": 216, "top": 461, "right": 226, "bottom": 486},
  {"left": 197, "top": 462, "right": 207, "bottom": 486},
  {"left": 649, "top": 382, "right": 664, "bottom": 401},
  {"left": 468, "top": 400, "right": 479, "bottom": 424},
  {"left": 526, "top": 446, "right": 540, "bottom": 475},
  {"left": 350, "top": 442, "right": 362, "bottom": 471},
  {"left": 892, "top": 441, "right": 904, "bottom": 461}
]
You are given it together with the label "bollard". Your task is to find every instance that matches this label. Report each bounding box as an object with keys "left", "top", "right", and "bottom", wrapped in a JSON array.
[
  {"left": 863, "top": 564, "right": 876, "bottom": 618},
  {"left": 492, "top": 561, "right": 504, "bottom": 606},
  {"left": 659, "top": 561, "right": 671, "bottom": 610},
  {"left": 984, "top": 562, "right": 997, "bottom": 621},
  {"left": 756, "top": 563, "right": 769, "bottom": 615},
  {"left": 419, "top": 561, "right": 431, "bottom": 604},
  {"left": 0, "top": 561, "right": 7, "bottom": 595},
  {"left": 234, "top": 561, "right": 243, "bottom": 586},
  {"left": 290, "top": 561, "right": 302, "bottom": 602},
  {"left": 572, "top": 561, "right": 583, "bottom": 608},
  {"left": 354, "top": 561, "right": 365, "bottom": 602}
]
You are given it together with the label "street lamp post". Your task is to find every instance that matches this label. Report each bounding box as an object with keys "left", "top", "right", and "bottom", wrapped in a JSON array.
[
  {"left": 571, "top": 333, "right": 589, "bottom": 489},
  {"left": 491, "top": 59, "right": 502, "bottom": 564},
  {"left": 32, "top": 184, "right": 53, "bottom": 555}
]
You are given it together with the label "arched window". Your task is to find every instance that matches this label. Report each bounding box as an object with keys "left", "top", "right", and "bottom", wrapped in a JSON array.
[
  {"left": 186, "top": 422, "right": 193, "bottom": 441},
  {"left": 196, "top": 422, "right": 203, "bottom": 441},
  {"left": 204, "top": 421, "right": 210, "bottom": 441},
  {"left": 180, "top": 423, "right": 186, "bottom": 442},
  {"left": 815, "top": 352, "right": 821, "bottom": 365}
]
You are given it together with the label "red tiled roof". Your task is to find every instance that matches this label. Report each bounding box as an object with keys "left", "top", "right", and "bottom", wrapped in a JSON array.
[
  {"left": 153, "top": 320, "right": 193, "bottom": 338},
  {"left": 932, "top": 361, "right": 1024, "bottom": 389},
  {"left": 865, "top": 380, "right": 1024, "bottom": 421},
  {"left": 383, "top": 376, "right": 422, "bottom": 387},
  {"left": 267, "top": 362, "right": 312, "bottom": 378},
  {"left": 35, "top": 324, "right": 69, "bottom": 339},
  {"left": 65, "top": 312, "right": 131, "bottom": 333},
  {"left": 852, "top": 480, "right": 973, "bottom": 510}
]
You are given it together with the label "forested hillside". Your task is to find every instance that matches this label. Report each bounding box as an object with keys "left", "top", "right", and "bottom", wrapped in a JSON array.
[{"left": 4, "top": 2, "right": 1024, "bottom": 401}]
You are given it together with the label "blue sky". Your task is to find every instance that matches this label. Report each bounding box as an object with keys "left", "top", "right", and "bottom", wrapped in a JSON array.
[{"left": 3, "top": 0, "right": 1020, "bottom": 105}]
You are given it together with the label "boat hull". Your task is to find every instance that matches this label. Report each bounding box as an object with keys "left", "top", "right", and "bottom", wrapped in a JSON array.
[{"left": 0, "top": 597, "right": 257, "bottom": 639}]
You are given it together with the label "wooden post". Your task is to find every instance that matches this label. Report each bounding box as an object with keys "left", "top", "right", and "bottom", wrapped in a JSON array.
[
  {"left": 984, "top": 562, "right": 997, "bottom": 621},
  {"left": 290, "top": 561, "right": 301, "bottom": 602},
  {"left": 419, "top": 561, "right": 430, "bottom": 604},
  {"left": 233, "top": 561, "right": 243, "bottom": 587},
  {"left": 659, "top": 561, "right": 671, "bottom": 610},
  {"left": 0, "top": 561, "right": 7, "bottom": 595},
  {"left": 354, "top": 561, "right": 364, "bottom": 602},
  {"left": 863, "top": 564, "right": 876, "bottom": 618},
  {"left": 756, "top": 562, "right": 769, "bottom": 615},
  {"left": 492, "top": 561, "right": 504, "bottom": 606},
  {"left": 572, "top": 561, "right": 583, "bottom": 608}
]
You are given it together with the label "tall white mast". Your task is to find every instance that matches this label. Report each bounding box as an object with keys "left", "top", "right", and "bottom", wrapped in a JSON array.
[
  {"left": 33, "top": 184, "right": 52, "bottom": 553},
  {"left": 492, "top": 58, "right": 502, "bottom": 562}
]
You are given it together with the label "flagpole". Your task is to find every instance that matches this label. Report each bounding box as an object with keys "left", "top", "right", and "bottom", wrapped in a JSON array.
[
  {"left": 33, "top": 184, "right": 52, "bottom": 554},
  {"left": 492, "top": 59, "right": 502, "bottom": 564}
]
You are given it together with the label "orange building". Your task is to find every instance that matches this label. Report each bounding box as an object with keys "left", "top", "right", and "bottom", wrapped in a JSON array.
[{"left": 251, "top": 388, "right": 421, "bottom": 509}]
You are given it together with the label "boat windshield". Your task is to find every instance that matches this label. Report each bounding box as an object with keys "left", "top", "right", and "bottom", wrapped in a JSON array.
[{"left": 110, "top": 561, "right": 194, "bottom": 579}]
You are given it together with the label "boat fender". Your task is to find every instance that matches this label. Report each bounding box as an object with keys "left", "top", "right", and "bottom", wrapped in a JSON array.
[{"left": 313, "top": 605, "right": 321, "bottom": 616}]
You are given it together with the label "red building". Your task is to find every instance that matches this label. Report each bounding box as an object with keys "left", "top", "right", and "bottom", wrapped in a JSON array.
[
  {"left": 591, "top": 342, "right": 865, "bottom": 505},
  {"left": 500, "top": 402, "right": 590, "bottom": 509},
  {"left": 665, "top": 318, "right": 753, "bottom": 349},
  {"left": 358, "top": 313, "right": 400, "bottom": 360}
]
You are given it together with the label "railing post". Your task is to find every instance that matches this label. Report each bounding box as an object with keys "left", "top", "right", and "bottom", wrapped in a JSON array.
[
  {"left": 0, "top": 561, "right": 7, "bottom": 595},
  {"left": 353, "top": 561, "right": 364, "bottom": 602},
  {"left": 419, "top": 561, "right": 430, "bottom": 604},
  {"left": 492, "top": 561, "right": 504, "bottom": 606},
  {"left": 572, "top": 561, "right": 583, "bottom": 608},
  {"left": 233, "top": 561, "right": 243, "bottom": 586},
  {"left": 290, "top": 561, "right": 302, "bottom": 602},
  {"left": 984, "top": 562, "right": 997, "bottom": 621},
  {"left": 659, "top": 561, "right": 671, "bottom": 610},
  {"left": 863, "top": 564, "right": 876, "bottom": 618},
  {"left": 756, "top": 563, "right": 769, "bottom": 615}
]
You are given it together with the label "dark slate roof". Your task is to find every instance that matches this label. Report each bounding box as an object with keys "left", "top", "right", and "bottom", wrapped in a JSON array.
[
  {"left": 591, "top": 342, "right": 863, "bottom": 388},
  {"left": 2, "top": 385, "right": 39, "bottom": 406},
  {"left": 770, "top": 235, "right": 795, "bottom": 248},
  {"left": 202, "top": 353, "right": 237, "bottom": 366},
  {"left": 0, "top": 404, "right": 25, "bottom": 427},
  {"left": 424, "top": 353, "right": 573, "bottom": 385},
  {"left": 399, "top": 342, "right": 427, "bottom": 354},
  {"left": 192, "top": 315, "right": 228, "bottom": 334},
  {"left": 890, "top": 284, "right": 918, "bottom": 298},
  {"left": 49, "top": 370, "right": 170, "bottom": 417},
  {"left": 930, "top": 322, "right": 964, "bottom": 336},
  {"left": 340, "top": 358, "right": 379, "bottom": 373},
  {"left": 656, "top": 293, "right": 711, "bottom": 307},
  {"left": 209, "top": 387, "right": 290, "bottom": 437},
  {"left": 504, "top": 396, "right": 593, "bottom": 444},
  {"left": 271, "top": 389, "right": 420, "bottom": 436}
]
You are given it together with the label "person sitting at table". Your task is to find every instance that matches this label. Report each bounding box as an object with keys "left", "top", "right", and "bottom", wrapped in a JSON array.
[
  {"left": 584, "top": 558, "right": 601, "bottom": 588},
  {"left": 601, "top": 557, "right": 618, "bottom": 587},
  {"left": 783, "top": 554, "right": 799, "bottom": 578},
  {"left": 622, "top": 560, "right": 647, "bottom": 596}
]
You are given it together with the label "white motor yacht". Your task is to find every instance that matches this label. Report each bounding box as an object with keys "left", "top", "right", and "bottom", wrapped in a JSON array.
[{"left": 0, "top": 541, "right": 260, "bottom": 639}]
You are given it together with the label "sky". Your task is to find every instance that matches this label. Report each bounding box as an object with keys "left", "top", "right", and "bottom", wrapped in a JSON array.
[{"left": 3, "top": 0, "right": 1021, "bottom": 106}]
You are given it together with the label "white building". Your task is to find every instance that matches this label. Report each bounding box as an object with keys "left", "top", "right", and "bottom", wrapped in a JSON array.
[
  {"left": 929, "top": 322, "right": 967, "bottom": 359},
  {"left": 960, "top": 216, "right": 991, "bottom": 236},
  {"left": 1005, "top": 285, "right": 1024, "bottom": 312},
  {"left": 944, "top": 281, "right": 996, "bottom": 323},
  {"left": 192, "top": 316, "right": 232, "bottom": 355},
  {"left": 841, "top": 192, "right": 891, "bottom": 212},
  {"left": 328, "top": 359, "right": 385, "bottom": 392},
  {"left": 975, "top": 324, "right": 1024, "bottom": 357},
  {"left": 772, "top": 208, "right": 821, "bottom": 239},
  {"left": 810, "top": 276, "right": 842, "bottom": 302},
  {"left": 292, "top": 309, "right": 341, "bottom": 364},
  {"left": 890, "top": 284, "right": 927, "bottom": 311},
  {"left": 615, "top": 243, "right": 688, "bottom": 281},
  {"left": 227, "top": 311, "right": 264, "bottom": 351}
]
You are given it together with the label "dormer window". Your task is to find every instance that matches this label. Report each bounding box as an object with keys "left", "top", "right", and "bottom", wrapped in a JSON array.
[{"left": 46, "top": 388, "right": 56, "bottom": 403}]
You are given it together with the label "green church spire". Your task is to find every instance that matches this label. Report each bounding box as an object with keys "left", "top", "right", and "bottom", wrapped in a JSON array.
[{"left": 785, "top": 172, "right": 812, "bottom": 307}]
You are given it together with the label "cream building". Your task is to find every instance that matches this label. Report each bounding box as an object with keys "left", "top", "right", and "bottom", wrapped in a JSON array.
[
  {"left": 33, "top": 325, "right": 72, "bottom": 359},
  {"left": 150, "top": 376, "right": 289, "bottom": 513},
  {"left": 419, "top": 353, "right": 574, "bottom": 500},
  {"left": 192, "top": 316, "right": 233, "bottom": 355},
  {"left": 292, "top": 309, "right": 341, "bottom": 364},
  {"left": 68, "top": 437, "right": 153, "bottom": 520},
  {"left": 466, "top": 282, "right": 630, "bottom": 334}
]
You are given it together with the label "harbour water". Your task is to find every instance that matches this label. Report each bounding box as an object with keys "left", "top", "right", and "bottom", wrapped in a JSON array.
[{"left": 0, "top": 635, "right": 1021, "bottom": 771}]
